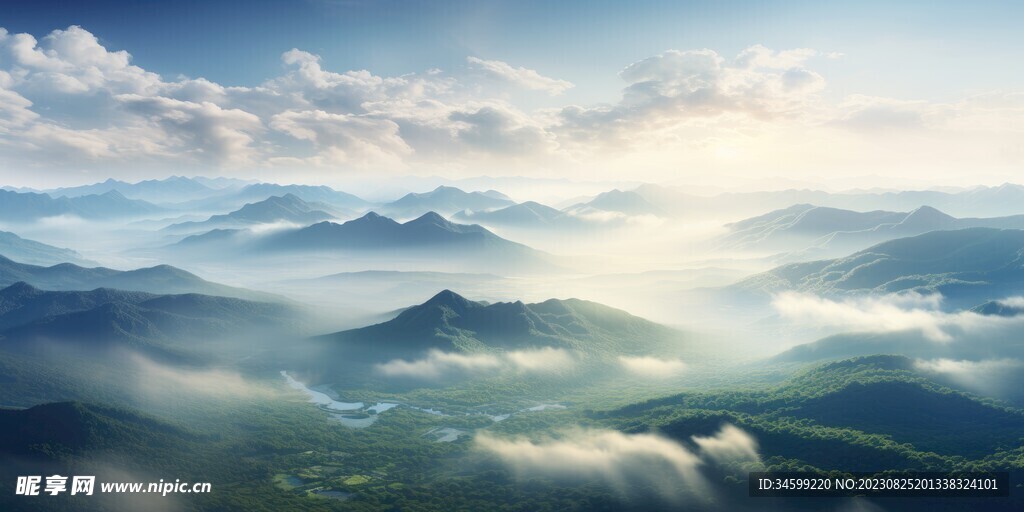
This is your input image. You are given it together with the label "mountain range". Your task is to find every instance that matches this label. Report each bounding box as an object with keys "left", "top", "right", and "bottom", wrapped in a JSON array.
[
  {"left": 0, "top": 282, "right": 296, "bottom": 354},
  {"left": 0, "top": 231, "right": 94, "bottom": 267},
  {"left": 45, "top": 176, "right": 230, "bottom": 203},
  {"left": 720, "top": 204, "right": 1024, "bottom": 258},
  {"left": 162, "top": 194, "right": 338, "bottom": 234},
  {"left": 379, "top": 186, "right": 514, "bottom": 218},
  {"left": 732, "top": 227, "right": 1024, "bottom": 309},
  {"left": 0, "top": 189, "right": 165, "bottom": 222},
  {"left": 317, "top": 289, "right": 683, "bottom": 361},
  {"left": 0, "top": 254, "right": 278, "bottom": 302}
]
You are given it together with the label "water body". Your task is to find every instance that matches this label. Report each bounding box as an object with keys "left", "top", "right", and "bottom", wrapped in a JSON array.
[
  {"left": 282, "top": 371, "right": 399, "bottom": 428},
  {"left": 282, "top": 371, "right": 566, "bottom": 429},
  {"left": 281, "top": 371, "right": 363, "bottom": 411}
]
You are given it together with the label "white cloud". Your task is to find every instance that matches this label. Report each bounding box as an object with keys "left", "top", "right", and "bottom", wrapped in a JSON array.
[
  {"left": 467, "top": 56, "right": 573, "bottom": 95},
  {"left": 376, "top": 350, "right": 502, "bottom": 379},
  {"left": 691, "top": 424, "right": 760, "bottom": 464},
  {"left": 269, "top": 109, "right": 412, "bottom": 168},
  {"left": 913, "top": 358, "right": 1024, "bottom": 397},
  {"left": 118, "top": 94, "right": 262, "bottom": 165},
  {"left": 771, "top": 291, "right": 1021, "bottom": 342},
  {"left": 618, "top": 355, "right": 687, "bottom": 378},
  {"left": 475, "top": 424, "right": 758, "bottom": 501},
  {"left": 376, "top": 347, "right": 574, "bottom": 379},
  {"left": 505, "top": 346, "right": 575, "bottom": 373},
  {"left": 0, "top": 25, "right": 1022, "bottom": 184}
]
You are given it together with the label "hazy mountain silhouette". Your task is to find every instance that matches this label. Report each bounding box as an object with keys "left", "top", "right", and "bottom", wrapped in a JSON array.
[
  {"left": 0, "top": 231, "right": 94, "bottom": 267},
  {"left": 163, "top": 194, "right": 337, "bottom": 233},
  {"left": 452, "top": 201, "right": 585, "bottom": 228},
  {"left": 0, "top": 254, "right": 279, "bottom": 302},
  {"left": 380, "top": 186, "right": 514, "bottom": 218},
  {"left": 46, "top": 176, "right": 222, "bottom": 203},
  {"left": 721, "top": 203, "right": 1024, "bottom": 257},
  {"left": 563, "top": 189, "right": 663, "bottom": 217},
  {"left": 735, "top": 228, "right": 1024, "bottom": 308},
  {"left": 0, "top": 189, "right": 165, "bottom": 222}
]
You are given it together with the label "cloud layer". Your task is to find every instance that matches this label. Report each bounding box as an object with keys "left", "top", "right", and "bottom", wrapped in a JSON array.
[
  {"left": 1, "top": 25, "right": 1022, "bottom": 184},
  {"left": 770, "top": 291, "right": 1019, "bottom": 342},
  {"left": 375, "top": 347, "right": 574, "bottom": 379},
  {"left": 475, "top": 424, "right": 759, "bottom": 502}
]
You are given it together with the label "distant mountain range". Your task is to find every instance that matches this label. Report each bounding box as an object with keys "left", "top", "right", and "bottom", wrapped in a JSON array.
[
  {"left": 0, "top": 231, "right": 93, "bottom": 267},
  {"left": 629, "top": 182, "right": 1024, "bottom": 219},
  {"left": 734, "top": 227, "right": 1024, "bottom": 309},
  {"left": 563, "top": 189, "right": 664, "bottom": 218},
  {"left": 0, "top": 282, "right": 295, "bottom": 354},
  {"left": 720, "top": 204, "right": 1024, "bottom": 258},
  {"left": 45, "top": 176, "right": 232, "bottom": 203},
  {"left": 0, "top": 254, "right": 278, "bottom": 302},
  {"left": 169, "top": 211, "right": 555, "bottom": 272},
  {"left": 163, "top": 194, "right": 338, "bottom": 234},
  {"left": 317, "top": 289, "right": 682, "bottom": 361},
  {"left": 0, "top": 189, "right": 165, "bottom": 222},
  {"left": 379, "top": 186, "right": 514, "bottom": 218}
]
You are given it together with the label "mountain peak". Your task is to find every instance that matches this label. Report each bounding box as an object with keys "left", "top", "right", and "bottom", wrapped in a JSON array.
[
  {"left": 424, "top": 289, "right": 471, "bottom": 308},
  {"left": 406, "top": 211, "right": 451, "bottom": 227},
  {"left": 0, "top": 281, "right": 41, "bottom": 297}
]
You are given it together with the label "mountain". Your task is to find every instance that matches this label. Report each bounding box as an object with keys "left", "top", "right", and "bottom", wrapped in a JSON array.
[
  {"left": 317, "top": 289, "right": 683, "bottom": 361},
  {"left": 0, "top": 402, "right": 193, "bottom": 457},
  {"left": 163, "top": 194, "right": 338, "bottom": 234},
  {"left": 380, "top": 186, "right": 514, "bottom": 218},
  {"left": 0, "top": 254, "right": 279, "bottom": 302},
  {"left": 733, "top": 228, "right": 1024, "bottom": 308},
  {"left": 563, "top": 189, "right": 662, "bottom": 217},
  {"left": 255, "top": 212, "right": 552, "bottom": 269},
  {"left": 451, "top": 201, "right": 583, "bottom": 228},
  {"left": 0, "top": 231, "right": 93, "bottom": 267},
  {"left": 229, "top": 183, "right": 369, "bottom": 211},
  {"left": 46, "top": 176, "right": 221, "bottom": 203},
  {"left": 0, "top": 189, "right": 165, "bottom": 222},
  {"left": 721, "top": 203, "right": 1024, "bottom": 257},
  {"left": 604, "top": 355, "right": 1024, "bottom": 473},
  {"left": 632, "top": 182, "right": 1024, "bottom": 219},
  {"left": 0, "top": 282, "right": 295, "bottom": 351}
]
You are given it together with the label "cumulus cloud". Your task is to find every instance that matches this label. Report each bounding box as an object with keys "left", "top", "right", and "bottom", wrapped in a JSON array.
[
  {"left": 376, "top": 347, "right": 574, "bottom": 379},
  {"left": 618, "top": 355, "right": 687, "bottom": 378},
  {"left": 467, "top": 56, "right": 573, "bottom": 95},
  {"left": 770, "top": 291, "right": 1006, "bottom": 342},
  {"left": 475, "top": 424, "right": 758, "bottom": 501},
  {"left": 269, "top": 109, "right": 412, "bottom": 167},
  {"left": 0, "top": 25, "right": 1021, "bottom": 183}
]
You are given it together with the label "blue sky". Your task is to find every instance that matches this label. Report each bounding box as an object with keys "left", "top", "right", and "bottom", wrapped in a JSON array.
[{"left": 1, "top": 0, "right": 1022, "bottom": 187}]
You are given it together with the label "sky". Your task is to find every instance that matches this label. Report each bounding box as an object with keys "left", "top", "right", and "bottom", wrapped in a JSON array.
[{"left": 0, "top": 0, "right": 1022, "bottom": 189}]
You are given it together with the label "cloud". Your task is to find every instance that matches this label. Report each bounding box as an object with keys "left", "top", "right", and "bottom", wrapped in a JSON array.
[
  {"left": 269, "top": 109, "right": 412, "bottom": 167},
  {"left": 467, "top": 56, "right": 573, "bottom": 95},
  {"left": 505, "top": 346, "right": 575, "bottom": 373},
  {"left": 618, "top": 355, "right": 687, "bottom": 378},
  {"left": 376, "top": 350, "right": 502, "bottom": 379},
  {"left": 131, "top": 354, "right": 272, "bottom": 400},
  {"left": 770, "top": 291, "right": 1005, "bottom": 342},
  {"left": 913, "top": 358, "right": 1024, "bottom": 397},
  {"left": 117, "top": 94, "right": 263, "bottom": 165},
  {"left": 475, "top": 424, "right": 758, "bottom": 501},
  {"left": 0, "top": 25, "right": 1022, "bottom": 184},
  {"left": 376, "top": 347, "right": 574, "bottom": 379},
  {"left": 691, "top": 424, "right": 760, "bottom": 464}
]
